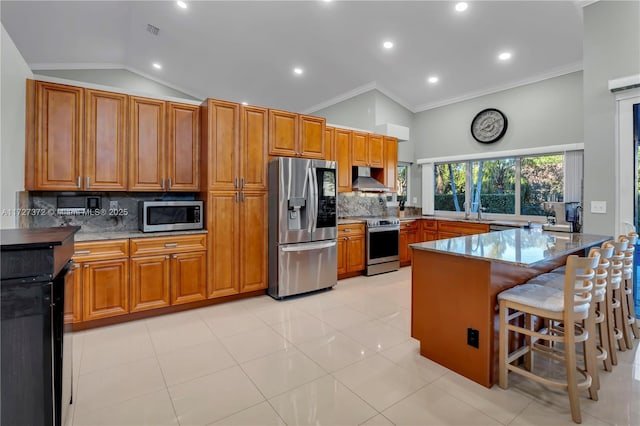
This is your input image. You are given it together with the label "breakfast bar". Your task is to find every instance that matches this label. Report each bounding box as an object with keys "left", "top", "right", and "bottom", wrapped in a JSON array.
[{"left": 409, "top": 228, "right": 610, "bottom": 387}]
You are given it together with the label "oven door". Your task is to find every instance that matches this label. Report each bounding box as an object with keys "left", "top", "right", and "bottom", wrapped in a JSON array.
[{"left": 367, "top": 227, "right": 400, "bottom": 265}]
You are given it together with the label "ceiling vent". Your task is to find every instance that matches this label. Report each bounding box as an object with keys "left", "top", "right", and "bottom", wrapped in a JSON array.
[{"left": 146, "top": 24, "right": 160, "bottom": 36}]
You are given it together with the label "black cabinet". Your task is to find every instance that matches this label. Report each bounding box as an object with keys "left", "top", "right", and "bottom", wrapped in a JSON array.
[{"left": 1, "top": 226, "right": 79, "bottom": 426}]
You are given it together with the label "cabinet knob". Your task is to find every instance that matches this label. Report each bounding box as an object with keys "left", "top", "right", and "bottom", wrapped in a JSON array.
[
  {"left": 172, "top": 255, "right": 177, "bottom": 259},
  {"left": 165, "top": 255, "right": 170, "bottom": 259},
  {"left": 83, "top": 264, "right": 89, "bottom": 268}
]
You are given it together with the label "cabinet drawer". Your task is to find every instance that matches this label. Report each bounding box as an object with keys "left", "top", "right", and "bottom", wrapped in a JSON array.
[
  {"left": 437, "top": 220, "right": 489, "bottom": 235},
  {"left": 73, "top": 239, "right": 129, "bottom": 261},
  {"left": 421, "top": 219, "right": 437, "bottom": 230},
  {"left": 130, "top": 234, "right": 207, "bottom": 256},
  {"left": 400, "top": 220, "right": 419, "bottom": 231},
  {"left": 338, "top": 223, "right": 365, "bottom": 236}
]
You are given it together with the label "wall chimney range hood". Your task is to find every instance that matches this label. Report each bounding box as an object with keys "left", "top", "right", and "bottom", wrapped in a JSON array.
[{"left": 352, "top": 167, "right": 389, "bottom": 192}]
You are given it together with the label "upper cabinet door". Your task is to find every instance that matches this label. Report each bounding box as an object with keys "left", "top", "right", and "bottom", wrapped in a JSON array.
[
  {"left": 335, "top": 129, "right": 352, "bottom": 193},
  {"left": 240, "top": 105, "right": 268, "bottom": 191},
  {"left": 206, "top": 99, "right": 239, "bottom": 191},
  {"left": 167, "top": 102, "right": 200, "bottom": 191},
  {"left": 84, "top": 89, "right": 128, "bottom": 191},
  {"left": 368, "top": 134, "right": 384, "bottom": 168},
  {"left": 351, "top": 131, "right": 368, "bottom": 167},
  {"left": 298, "top": 115, "right": 325, "bottom": 159},
  {"left": 129, "top": 96, "right": 166, "bottom": 191},
  {"left": 384, "top": 136, "right": 398, "bottom": 192},
  {"left": 268, "top": 109, "right": 298, "bottom": 157},
  {"left": 34, "top": 81, "right": 84, "bottom": 190},
  {"left": 324, "top": 127, "right": 336, "bottom": 161}
]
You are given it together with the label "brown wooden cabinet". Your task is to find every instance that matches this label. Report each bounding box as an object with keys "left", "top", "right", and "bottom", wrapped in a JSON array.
[
  {"left": 27, "top": 81, "right": 84, "bottom": 190},
  {"left": 84, "top": 89, "right": 128, "bottom": 190},
  {"left": 129, "top": 97, "right": 200, "bottom": 191},
  {"left": 399, "top": 220, "right": 419, "bottom": 266},
  {"left": 368, "top": 134, "right": 384, "bottom": 168},
  {"left": 325, "top": 126, "right": 335, "bottom": 161},
  {"left": 73, "top": 239, "right": 130, "bottom": 322},
  {"left": 436, "top": 220, "right": 489, "bottom": 240},
  {"left": 130, "top": 234, "right": 208, "bottom": 307},
  {"left": 64, "top": 262, "right": 82, "bottom": 323},
  {"left": 167, "top": 102, "right": 200, "bottom": 191},
  {"left": 351, "top": 131, "right": 383, "bottom": 168},
  {"left": 129, "top": 96, "right": 166, "bottom": 191},
  {"left": 420, "top": 219, "right": 438, "bottom": 242},
  {"left": 335, "top": 129, "right": 352, "bottom": 193},
  {"left": 202, "top": 100, "right": 266, "bottom": 192},
  {"left": 130, "top": 255, "right": 171, "bottom": 313},
  {"left": 207, "top": 191, "right": 267, "bottom": 298},
  {"left": 268, "top": 110, "right": 325, "bottom": 159},
  {"left": 338, "top": 223, "right": 365, "bottom": 278}
]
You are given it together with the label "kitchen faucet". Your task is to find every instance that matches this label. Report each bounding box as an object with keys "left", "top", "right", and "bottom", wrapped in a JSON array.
[{"left": 477, "top": 200, "right": 486, "bottom": 220}]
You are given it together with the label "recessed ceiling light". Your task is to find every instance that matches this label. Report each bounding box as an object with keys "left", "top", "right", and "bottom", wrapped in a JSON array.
[
  {"left": 293, "top": 67, "right": 303, "bottom": 75},
  {"left": 152, "top": 62, "right": 162, "bottom": 70},
  {"left": 383, "top": 41, "right": 394, "bottom": 49},
  {"left": 428, "top": 76, "right": 439, "bottom": 84},
  {"left": 241, "top": 102, "right": 248, "bottom": 106},
  {"left": 498, "top": 52, "right": 512, "bottom": 61},
  {"left": 455, "top": 2, "right": 468, "bottom": 12},
  {"left": 176, "top": 1, "right": 187, "bottom": 9}
]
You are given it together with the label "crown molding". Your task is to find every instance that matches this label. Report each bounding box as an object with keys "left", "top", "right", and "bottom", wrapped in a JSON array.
[
  {"left": 27, "top": 62, "right": 204, "bottom": 100},
  {"left": 413, "top": 62, "right": 583, "bottom": 112}
]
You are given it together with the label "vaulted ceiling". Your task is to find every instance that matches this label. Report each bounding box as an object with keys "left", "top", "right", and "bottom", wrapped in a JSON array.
[{"left": 1, "top": 1, "right": 584, "bottom": 113}]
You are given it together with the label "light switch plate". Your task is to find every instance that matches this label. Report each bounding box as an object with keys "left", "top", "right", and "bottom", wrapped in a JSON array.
[
  {"left": 590, "top": 201, "right": 607, "bottom": 214},
  {"left": 412, "top": 197, "right": 418, "bottom": 204}
]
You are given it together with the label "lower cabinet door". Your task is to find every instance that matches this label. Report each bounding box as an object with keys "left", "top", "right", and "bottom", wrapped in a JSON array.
[
  {"left": 399, "top": 231, "right": 410, "bottom": 264},
  {"left": 171, "top": 252, "right": 207, "bottom": 305},
  {"left": 346, "top": 235, "right": 365, "bottom": 272},
  {"left": 130, "top": 255, "right": 171, "bottom": 313},
  {"left": 239, "top": 192, "right": 268, "bottom": 293},
  {"left": 337, "top": 237, "right": 347, "bottom": 275},
  {"left": 83, "top": 258, "right": 129, "bottom": 321},
  {"left": 208, "top": 192, "right": 239, "bottom": 298},
  {"left": 64, "top": 262, "right": 82, "bottom": 323}
]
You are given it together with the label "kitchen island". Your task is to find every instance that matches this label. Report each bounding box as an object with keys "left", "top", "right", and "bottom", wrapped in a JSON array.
[{"left": 409, "top": 228, "right": 609, "bottom": 387}]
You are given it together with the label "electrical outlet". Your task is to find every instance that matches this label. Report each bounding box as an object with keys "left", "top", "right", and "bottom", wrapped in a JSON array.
[
  {"left": 590, "top": 201, "right": 607, "bottom": 214},
  {"left": 467, "top": 328, "right": 479, "bottom": 348},
  {"left": 109, "top": 201, "right": 118, "bottom": 211},
  {"left": 412, "top": 197, "right": 418, "bottom": 204}
]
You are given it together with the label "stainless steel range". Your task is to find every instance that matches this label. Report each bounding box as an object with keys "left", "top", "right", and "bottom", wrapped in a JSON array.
[{"left": 365, "top": 217, "right": 400, "bottom": 276}]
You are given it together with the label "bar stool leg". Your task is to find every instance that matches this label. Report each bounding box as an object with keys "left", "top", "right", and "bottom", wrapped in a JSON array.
[
  {"left": 596, "top": 299, "right": 613, "bottom": 372},
  {"left": 605, "top": 285, "right": 619, "bottom": 365},
  {"left": 499, "top": 301, "right": 509, "bottom": 389},
  {"left": 565, "top": 327, "right": 582, "bottom": 424}
]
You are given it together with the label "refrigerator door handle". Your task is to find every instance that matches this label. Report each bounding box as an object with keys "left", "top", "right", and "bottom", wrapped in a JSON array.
[
  {"left": 307, "top": 167, "right": 316, "bottom": 234},
  {"left": 281, "top": 241, "right": 336, "bottom": 252}
]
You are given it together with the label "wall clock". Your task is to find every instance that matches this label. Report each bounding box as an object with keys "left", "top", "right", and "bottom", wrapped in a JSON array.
[{"left": 470, "top": 108, "right": 508, "bottom": 144}]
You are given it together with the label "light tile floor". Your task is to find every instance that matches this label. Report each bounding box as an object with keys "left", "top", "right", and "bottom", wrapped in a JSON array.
[{"left": 70, "top": 267, "right": 640, "bottom": 425}]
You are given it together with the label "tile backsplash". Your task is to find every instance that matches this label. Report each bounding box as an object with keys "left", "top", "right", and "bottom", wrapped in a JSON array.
[
  {"left": 27, "top": 192, "right": 198, "bottom": 233},
  {"left": 338, "top": 192, "right": 397, "bottom": 217}
]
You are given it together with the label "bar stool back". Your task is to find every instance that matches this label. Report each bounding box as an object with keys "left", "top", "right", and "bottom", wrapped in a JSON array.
[{"left": 620, "top": 233, "right": 639, "bottom": 342}]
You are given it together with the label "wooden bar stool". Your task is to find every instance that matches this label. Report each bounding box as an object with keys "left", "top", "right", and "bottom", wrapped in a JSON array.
[
  {"left": 527, "top": 245, "right": 613, "bottom": 389},
  {"left": 607, "top": 239, "right": 628, "bottom": 361},
  {"left": 619, "top": 233, "right": 639, "bottom": 345},
  {"left": 498, "top": 253, "right": 599, "bottom": 424}
]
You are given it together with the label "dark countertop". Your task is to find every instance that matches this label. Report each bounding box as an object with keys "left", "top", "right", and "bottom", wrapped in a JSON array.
[
  {"left": 410, "top": 228, "right": 610, "bottom": 267},
  {"left": 1, "top": 226, "right": 81, "bottom": 249},
  {"left": 75, "top": 229, "right": 208, "bottom": 242}
]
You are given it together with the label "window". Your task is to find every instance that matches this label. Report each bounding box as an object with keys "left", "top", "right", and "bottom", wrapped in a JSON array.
[
  {"left": 434, "top": 153, "right": 568, "bottom": 217},
  {"left": 520, "top": 154, "right": 564, "bottom": 216},
  {"left": 397, "top": 163, "right": 409, "bottom": 204},
  {"left": 434, "top": 162, "right": 466, "bottom": 212}
]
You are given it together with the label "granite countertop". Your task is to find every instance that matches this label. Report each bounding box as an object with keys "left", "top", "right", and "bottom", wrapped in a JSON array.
[
  {"left": 75, "top": 229, "right": 208, "bottom": 242},
  {"left": 338, "top": 218, "right": 367, "bottom": 225},
  {"left": 420, "top": 215, "right": 539, "bottom": 228},
  {"left": 409, "top": 228, "right": 610, "bottom": 267}
]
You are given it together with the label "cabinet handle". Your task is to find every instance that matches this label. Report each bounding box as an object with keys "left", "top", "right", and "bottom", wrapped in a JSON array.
[
  {"left": 235, "top": 192, "right": 239, "bottom": 202},
  {"left": 83, "top": 264, "right": 89, "bottom": 268},
  {"left": 172, "top": 255, "right": 177, "bottom": 259},
  {"left": 165, "top": 255, "right": 170, "bottom": 259},
  {"left": 77, "top": 176, "right": 81, "bottom": 188},
  {"left": 235, "top": 177, "right": 238, "bottom": 188},
  {"left": 161, "top": 179, "right": 165, "bottom": 190},
  {"left": 86, "top": 176, "right": 90, "bottom": 188},
  {"left": 241, "top": 177, "right": 245, "bottom": 188},
  {"left": 75, "top": 250, "right": 91, "bottom": 255},
  {"left": 168, "top": 179, "right": 172, "bottom": 190},
  {"left": 241, "top": 192, "right": 245, "bottom": 202},
  {"left": 164, "top": 243, "right": 178, "bottom": 248}
]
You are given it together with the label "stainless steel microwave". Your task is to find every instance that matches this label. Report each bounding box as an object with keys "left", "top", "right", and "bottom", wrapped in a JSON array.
[{"left": 138, "top": 201, "right": 203, "bottom": 232}]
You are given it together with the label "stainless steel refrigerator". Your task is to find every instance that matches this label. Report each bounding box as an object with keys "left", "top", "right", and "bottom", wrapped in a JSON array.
[{"left": 268, "top": 157, "right": 337, "bottom": 299}]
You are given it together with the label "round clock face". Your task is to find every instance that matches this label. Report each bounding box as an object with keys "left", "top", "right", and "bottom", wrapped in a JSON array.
[{"left": 471, "top": 108, "right": 508, "bottom": 143}]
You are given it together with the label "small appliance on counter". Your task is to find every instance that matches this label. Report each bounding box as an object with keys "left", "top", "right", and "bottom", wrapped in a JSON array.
[
  {"left": 138, "top": 200, "right": 203, "bottom": 232},
  {"left": 57, "top": 194, "right": 102, "bottom": 215},
  {"left": 268, "top": 157, "right": 337, "bottom": 299},
  {"left": 541, "top": 201, "right": 581, "bottom": 233}
]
